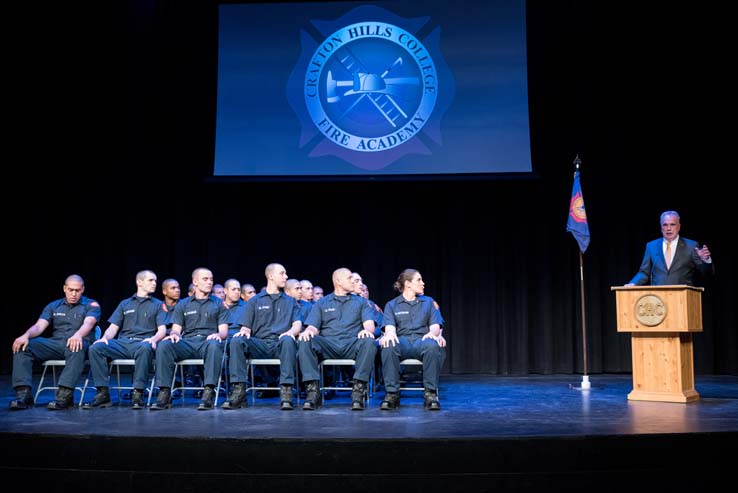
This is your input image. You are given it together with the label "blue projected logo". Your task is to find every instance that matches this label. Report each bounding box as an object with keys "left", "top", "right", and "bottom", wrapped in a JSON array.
[
  {"left": 305, "top": 22, "right": 436, "bottom": 152},
  {"left": 288, "top": 6, "right": 453, "bottom": 171}
]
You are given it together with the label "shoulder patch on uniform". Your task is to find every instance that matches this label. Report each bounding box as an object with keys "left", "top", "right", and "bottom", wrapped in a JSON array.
[
  {"left": 433, "top": 301, "right": 440, "bottom": 310},
  {"left": 90, "top": 302, "right": 100, "bottom": 307}
]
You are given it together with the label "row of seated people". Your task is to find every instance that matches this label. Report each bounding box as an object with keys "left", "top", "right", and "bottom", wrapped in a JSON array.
[{"left": 9, "top": 265, "right": 445, "bottom": 412}]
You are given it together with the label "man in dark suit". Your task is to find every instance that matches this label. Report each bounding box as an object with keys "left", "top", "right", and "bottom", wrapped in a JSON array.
[{"left": 627, "top": 210, "right": 713, "bottom": 286}]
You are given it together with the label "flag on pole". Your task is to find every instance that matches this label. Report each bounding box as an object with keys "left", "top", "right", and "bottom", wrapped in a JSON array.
[{"left": 567, "top": 168, "right": 590, "bottom": 253}]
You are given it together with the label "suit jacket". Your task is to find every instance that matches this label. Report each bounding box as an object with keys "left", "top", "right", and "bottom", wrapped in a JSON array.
[{"left": 629, "top": 236, "right": 713, "bottom": 286}]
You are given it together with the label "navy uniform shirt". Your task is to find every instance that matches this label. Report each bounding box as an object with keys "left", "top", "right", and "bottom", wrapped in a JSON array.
[
  {"left": 40, "top": 296, "right": 102, "bottom": 342},
  {"left": 108, "top": 295, "right": 164, "bottom": 339},
  {"left": 171, "top": 295, "right": 229, "bottom": 337},
  {"left": 305, "top": 293, "right": 374, "bottom": 345},
  {"left": 296, "top": 299, "right": 313, "bottom": 325},
  {"left": 382, "top": 295, "right": 444, "bottom": 337},
  {"left": 223, "top": 299, "right": 247, "bottom": 331},
  {"left": 367, "top": 298, "right": 384, "bottom": 334},
  {"left": 238, "top": 291, "right": 301, "bottom": 340},
  {"left": 156, "top": 301, "right": 179, "bottom": 330}
]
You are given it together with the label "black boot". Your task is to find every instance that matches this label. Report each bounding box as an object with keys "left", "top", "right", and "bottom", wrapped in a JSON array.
[
  {"left": 47, "top": 386, "right": 74, "bottom": 410},
  {"left": 424, "top": 389, "right": 441, "bottom": 410},
  {"left": 351, "top": 380, "right": 367, "bottom": 411},
  {"left": 197, "top": 386, "right": 215, "bottom": 410},
  {"left": 82, "top": 387, "right": 112, "bottom": 409},
  {"left": 9, "top": 385, "right": 34, "bottom": 410},
  {"left": 280, "top": 384, "right": 294, "bottom": 411},
  {"left": 380, "top": 392, "right": 400, "bottom": 410},
  {"left": 222, "top": 382, "right": 247, "bottom": 409},
  {"left": 150, "top": 387, "right": 171, "bottom": 410},
  {"left": 131, "top": 389, "right": 145, "bottom": 409},
  {"left": 302, "top": 381, "right": 322, "bottom": 410}
]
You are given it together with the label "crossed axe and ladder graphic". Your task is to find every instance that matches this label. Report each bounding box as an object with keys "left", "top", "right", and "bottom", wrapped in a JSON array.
[{"left": 325, "top": 48, "right": 420, "bottom": 128}]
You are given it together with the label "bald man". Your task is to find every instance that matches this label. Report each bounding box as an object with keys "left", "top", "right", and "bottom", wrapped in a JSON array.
[
  {"left": 225, "top": 263, "right": 302, "bottom": 410},
  {"left": 298, "top": 268, "right": 376, "bottom": 411},
  {"left": 83, "top": 270, "right": 165, "bottom": 409},
  {"left": 286, "top": 279, "right": 313, "bottom": 322},
  {"left": 151, "top": 267, "right": 229, "bottom": 411},
  {"left": 158, "top": 278, "right": 181, "bottom": 335},
  {"left": 300, "top": 280, "right": 314, "bottom": 304},
  {"left": 241, "top": 283, "right": 257, "bottom": 302},
  {"left": 222, "top": 278, "right": 247, "bottom": 340},
  {"left": 313, "top": 286, "right": 324, "bottom": 301},
  {"left": 11, "top": 275, "right": 101, "bottom": 410}
]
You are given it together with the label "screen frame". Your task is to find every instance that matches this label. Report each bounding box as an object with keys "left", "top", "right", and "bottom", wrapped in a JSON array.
[{"left": 211, "top": 0, "right": 536, "bottom": 183}]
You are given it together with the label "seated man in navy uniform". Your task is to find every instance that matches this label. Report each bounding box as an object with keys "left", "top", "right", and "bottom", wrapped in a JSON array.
[
  {"left": 159, "top": 278, "right": 181, "bottom": 335},
  {"left": 298, "top": 268, "right": 376, "bottom": 411},
  {"left": 300, "top": 280, "right": 315, "bottom": 305},
  {"left": 10, "top": 274, "right": 101, "bottom": 410},
  {"left": 240, "top": 283, "right": 257, "bottom": 303},
  {"left": 224, "top": 264, "right": 302, "bottom": 410},
  {"left": 150, "top": 267, "right": 229, "bottom": 410},
  {"left": 83, "top": 270, "right": 166, "bottom": 409},
  {"left": 312, "top": 286, "right": 324, "bottom": 301},
  {"left": 286, "top": 278, "right": 313, "bottom": 323},
  {"left": 222, "top": 278, "right": 247, "bottom": 340}
]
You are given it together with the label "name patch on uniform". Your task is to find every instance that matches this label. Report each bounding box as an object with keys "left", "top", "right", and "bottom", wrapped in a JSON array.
[
  {"left": 394, "top": 311, "right": 409, "bottom": 316},
  {"left": 53, "top": 312, "right": 66, "bottom": 317},
  {"left": 124, "top": 309, "right": 136, "bottom": 315},
  {"left": 324, "top": 308, "right": 336, "bottom": 313},
  {"left": 257, "top": 306, "right": 271, "bottom": 310},
  {"left": 184, "top": 310, "right": 198, "bottom": 316}
]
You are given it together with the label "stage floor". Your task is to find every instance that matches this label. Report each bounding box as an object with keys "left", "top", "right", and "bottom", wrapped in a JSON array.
[
  {"left": 2, "top": 373, "right": 737, "bottom": 438},
  {"left": 2, "top": 373, "right": 737, "bottom": 492}
]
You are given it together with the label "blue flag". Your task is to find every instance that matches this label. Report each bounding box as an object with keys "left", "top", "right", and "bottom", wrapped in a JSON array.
[{"left": 567, "top": 170, "right": 590, "bottom": 253}]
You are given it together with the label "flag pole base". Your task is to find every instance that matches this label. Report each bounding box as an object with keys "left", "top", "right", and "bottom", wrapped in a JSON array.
[{"left": 568, "top": 375, "right": 594, "bottom": 391}]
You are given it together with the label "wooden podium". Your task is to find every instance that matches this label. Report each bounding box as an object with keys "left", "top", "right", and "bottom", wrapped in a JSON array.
[{"left": 611, "top": 285, "right": 703, "bottom": 403}]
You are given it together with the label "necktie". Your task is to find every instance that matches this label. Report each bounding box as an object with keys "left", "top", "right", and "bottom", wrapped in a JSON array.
[{"left": 665, "top": 242, "right": 672, "bottom": 269}]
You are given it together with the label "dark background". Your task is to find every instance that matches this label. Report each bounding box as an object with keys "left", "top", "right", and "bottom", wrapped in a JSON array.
[{"left": 6, "top": 1, "right": 734, "bottom": 376}]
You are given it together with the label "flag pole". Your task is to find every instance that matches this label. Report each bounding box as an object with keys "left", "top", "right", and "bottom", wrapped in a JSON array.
[
  {"left": 574, "top": 155, "right": 590, "bottom": 390},
  {"left": 578, "top": 248, "right": 590, "bottom": 389}
]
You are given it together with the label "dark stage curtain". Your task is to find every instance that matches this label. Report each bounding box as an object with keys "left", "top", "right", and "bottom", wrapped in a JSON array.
[{"left": 5, "top": 1, "right": 735, "bottom": 376}]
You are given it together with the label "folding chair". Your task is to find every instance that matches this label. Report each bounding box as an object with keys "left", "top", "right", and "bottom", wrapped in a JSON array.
[
  {"left": 34, "top": 360, "right": 88, "bottom": 406},
  {"left": 36, "top": 326, "right": 101, "bottom": 406},
  {"left": 399, "top": 358, "right": 426, "bottom": 393},
  {"left": 108, "top": 359, "right": 157, "bottom": 406},
  {"left": 245, "top": 358, "right": 299, "bottom": 406},
  {"left": 319, "top": 359, "right": 374, "bottom": 400},
  {"left": 170, "top": 352, "right": 226, "bottom": 406}
]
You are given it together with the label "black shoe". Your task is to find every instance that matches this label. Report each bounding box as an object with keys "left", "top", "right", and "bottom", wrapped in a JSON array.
[
  {"left": 150, "top": 387, "right": 171, "bottom": 410},
  {"left": 47, "top": 386, "right": 75, "bottom": 410},
  {"left": 197, "top": 386, "right": 215, "bottom": 410},
  {"left": 380, "top": 392, "right": 400, "bottom": 410},
  {"left": 222, "top": 382, "right": 247, "bottom": 409},
  {"left": 302, "top": 381, "right": 322, "bottom": 410},
  {"left": 351, "top": 380, "right": 367, "bottom": 411},
  {"left": 280, "top": 385, "right": 294, "bottom": 411},
  {"left": 82, "top": 387, "right": 112, "bottom": 409},
  {"left": 424, "top": 389, "right": 441, "bottom": 411},
  {"left": 131, "top": 389, "right": 145, "bottom": 409},
  {"left": 9, "top": 386, "right": 34, "bottom": 411}
]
